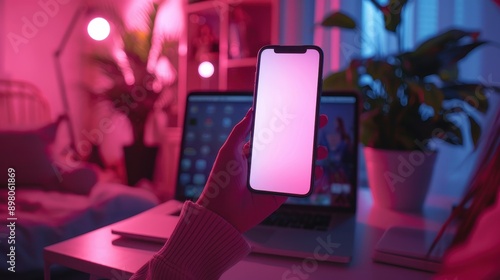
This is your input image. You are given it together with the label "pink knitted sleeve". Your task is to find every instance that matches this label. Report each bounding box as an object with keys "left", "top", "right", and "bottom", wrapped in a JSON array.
[{"left": 130, "top": 201, "right": 251, "bottom": 280}]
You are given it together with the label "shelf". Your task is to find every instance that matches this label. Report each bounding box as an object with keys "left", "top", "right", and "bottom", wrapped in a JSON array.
[
  {"left": 188, "top": 0, "right": 273, "bottom": 11},
  {"left": 227, "top": 57, "right": 257, "bottom": 68},
  {"left": 179, "top": 0, "right": 278, "bottom": 111},
  {"left": 186, "top": 1, "right": 220, "bottom": 13}
]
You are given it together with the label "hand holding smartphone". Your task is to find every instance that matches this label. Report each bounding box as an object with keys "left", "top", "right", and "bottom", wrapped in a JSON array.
[{"left": 248, "top": 45, "right": 323, "bottom": 197}]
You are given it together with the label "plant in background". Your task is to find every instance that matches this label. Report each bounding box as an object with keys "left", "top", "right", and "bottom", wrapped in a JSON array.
[
  {"left": 321, "top": 0, "right": 499, "bottom": 151},
  {"left": 87, "top": 2, "right": 179, "bottom": 145},
  {"left": 84, "top": 1, "right": 183, "bottom": 185}
]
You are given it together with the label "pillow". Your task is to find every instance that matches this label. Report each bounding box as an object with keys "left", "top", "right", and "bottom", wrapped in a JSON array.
[
  {"left": 0, "top": 116, "right": 98, "bottom": 194},
  {"left": 0, "top": 120, "right": 61, "bottom": 189},
  {"left": 59, "top": 166, "right": 98, "bottom": 195}
]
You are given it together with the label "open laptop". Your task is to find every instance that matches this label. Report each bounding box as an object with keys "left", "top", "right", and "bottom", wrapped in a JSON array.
[{"left": 112, "top": 90, "right": 359, "bottom": 263}]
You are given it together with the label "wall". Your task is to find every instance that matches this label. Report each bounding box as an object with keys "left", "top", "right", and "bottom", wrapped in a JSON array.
[
  {"left": 0, "top": 0, "right": 151, "bottom": 160},
  {"left": 0, "top": 0, "right": 5, "bottom": 77},
  {"left": 1, "top": 0, "right": 87, "bottom": 153},
  {"left": 478, "top": 0, "right": 500, "bottom": 83}
]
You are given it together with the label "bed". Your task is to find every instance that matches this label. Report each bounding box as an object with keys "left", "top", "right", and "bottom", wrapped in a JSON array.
[{"left": 0, "top": 80, "right": 159, "bottom": 274}]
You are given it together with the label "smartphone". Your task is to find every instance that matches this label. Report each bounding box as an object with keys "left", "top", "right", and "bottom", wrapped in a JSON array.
[{"left": 248, "top": 45, "right": 323, "bottom": 196}]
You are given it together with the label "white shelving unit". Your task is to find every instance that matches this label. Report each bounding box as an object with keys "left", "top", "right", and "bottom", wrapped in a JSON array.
[{"left": 177, "top": 0, "right": 279, "bottom": 124}]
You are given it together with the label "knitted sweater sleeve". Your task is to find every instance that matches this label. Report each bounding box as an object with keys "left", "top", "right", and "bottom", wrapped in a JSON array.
[{"left": 130, "top": 201, "right": 251, "bottom": 280}]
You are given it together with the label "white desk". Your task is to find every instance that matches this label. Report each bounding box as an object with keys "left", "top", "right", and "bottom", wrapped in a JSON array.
[{"left": 44, "top": 188, "right": 453, "bottom": 280}]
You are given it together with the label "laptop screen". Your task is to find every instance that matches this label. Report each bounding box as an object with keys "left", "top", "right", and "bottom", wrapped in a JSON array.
[
  {"left": 175, "top": 91, "right": 358, "bottom": 211},
  {"left": 285, "top": 94, "right": 358, "bottom": 211}
]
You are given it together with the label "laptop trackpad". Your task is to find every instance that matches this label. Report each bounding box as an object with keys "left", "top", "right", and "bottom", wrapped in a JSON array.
[{"left": 244, "top": 228, "right": 275, "bottom": 244}]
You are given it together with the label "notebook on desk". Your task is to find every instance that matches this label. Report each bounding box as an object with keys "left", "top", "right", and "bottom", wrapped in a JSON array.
[
  {"left": 112, "top": 90, "right": 360, "bottom": 263},
  {"left": 373, "top": 226, "right": 454, "bottom": 272}
]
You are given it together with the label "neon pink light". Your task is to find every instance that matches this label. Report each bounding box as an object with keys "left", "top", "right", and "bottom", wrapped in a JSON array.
[
  {"left": 87, "top": 17, "right": 110, "bottom": 41},
  {"left": 198, "top": 61, "right": 214, "bottom": 78}
]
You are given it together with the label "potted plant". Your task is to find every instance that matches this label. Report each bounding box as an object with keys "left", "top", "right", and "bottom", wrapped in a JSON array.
[
  {"left": 321, "top": 1, "right": 498, "bottom": 211},
  {"left": 86, "top": 3, "right": 178, "bottom": 186}
]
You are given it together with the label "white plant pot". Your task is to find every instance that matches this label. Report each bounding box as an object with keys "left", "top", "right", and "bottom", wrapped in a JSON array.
[{"left": 364, "top": 147, "right": 437, "bottom": 212}]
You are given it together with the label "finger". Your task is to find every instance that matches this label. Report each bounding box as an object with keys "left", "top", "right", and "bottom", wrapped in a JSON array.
[
  {"left": 319, "top": 114, "right": 328, "bottom": 129},
  {"left": 317, "top": 145, "right": 328, "bottom": 160},
  {"left": 243, "top": 142, "right": 250, "bottom": 157},
  {"left": 225, "top": 108, "right": 253, "bottom": 147}
]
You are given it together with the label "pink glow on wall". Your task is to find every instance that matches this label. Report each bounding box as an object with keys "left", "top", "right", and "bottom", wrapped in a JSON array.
[
  {"left": 1, "top": 0, "right": 86, "bottom": 155},
  {"left": 314, "top": 0, "right": 340, "bottom": 72}
]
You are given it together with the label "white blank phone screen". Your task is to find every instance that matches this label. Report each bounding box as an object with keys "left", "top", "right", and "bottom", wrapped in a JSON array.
[{"left": 249, "top": 48, "right": 321, "bottom": 195}]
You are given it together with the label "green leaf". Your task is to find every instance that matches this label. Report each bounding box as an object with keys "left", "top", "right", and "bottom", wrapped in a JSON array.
[
  {"left": 362, "top": 88, "right": 387, "bottom": 110},
  {"left": 439, "top": 41, "right": 487, "bottom": 67},
  {"left": 423, "top": 86, "right": 444, "bottom": 120},
  {"left": 438, "top": 64, "right": 459, "bottom": 82},
  {"left": 399, "top": 52, "right": 440, "bottom": 78},
  {"left": 365, "top": 60, "right": 395, "bottom": 81},
  {"left": 321, "top": 12, "right": 356, "bottom": 29},
  {"left": 401, "top": 42, "right": 486, "bottom": 78},
  {"left": 394, "top": 128, "right": 418, "bottom": 150},
  {"left": 406, "top": 82, "right": 444, "bottom": 121},
  {"left": 405, "top": 81, "right": 424, "bottom": 104},
  {"left": 441, "top": 84, "right": 489, "bottom": 113},
  {"left": 364, "top": 60, "right": 400, "bottom": 100},
  {"left": 377, "top": 0, "right": 408, "bottom": 32},
  {"left": 413, "top": 29, "right": 475, "bottom": 57},
  {"left": 440, "top": 117, "right": 463, "bottom": 146},
  {"left": 87, "top": 54, "right": 125, "bottom": 82},
  {"left": 121, "top": 3, "right": 159, "bottom": 63}
]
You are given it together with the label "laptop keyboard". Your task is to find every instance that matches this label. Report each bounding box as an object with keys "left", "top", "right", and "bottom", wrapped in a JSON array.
[{"left": 261, "top": 211, "right": 331, "bottom": 231}]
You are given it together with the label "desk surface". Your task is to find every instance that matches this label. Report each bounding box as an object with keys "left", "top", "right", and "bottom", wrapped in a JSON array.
[{"left": 44, "top": 188, "right": 453, "bottom": 280}]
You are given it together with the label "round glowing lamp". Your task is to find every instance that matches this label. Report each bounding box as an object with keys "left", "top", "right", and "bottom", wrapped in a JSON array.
[
  {"left": 198, "top": 61, "right": 214, "bottom": 78},
  {"left": 87, "top": 17, "right": 110, "bottom": 41}
]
